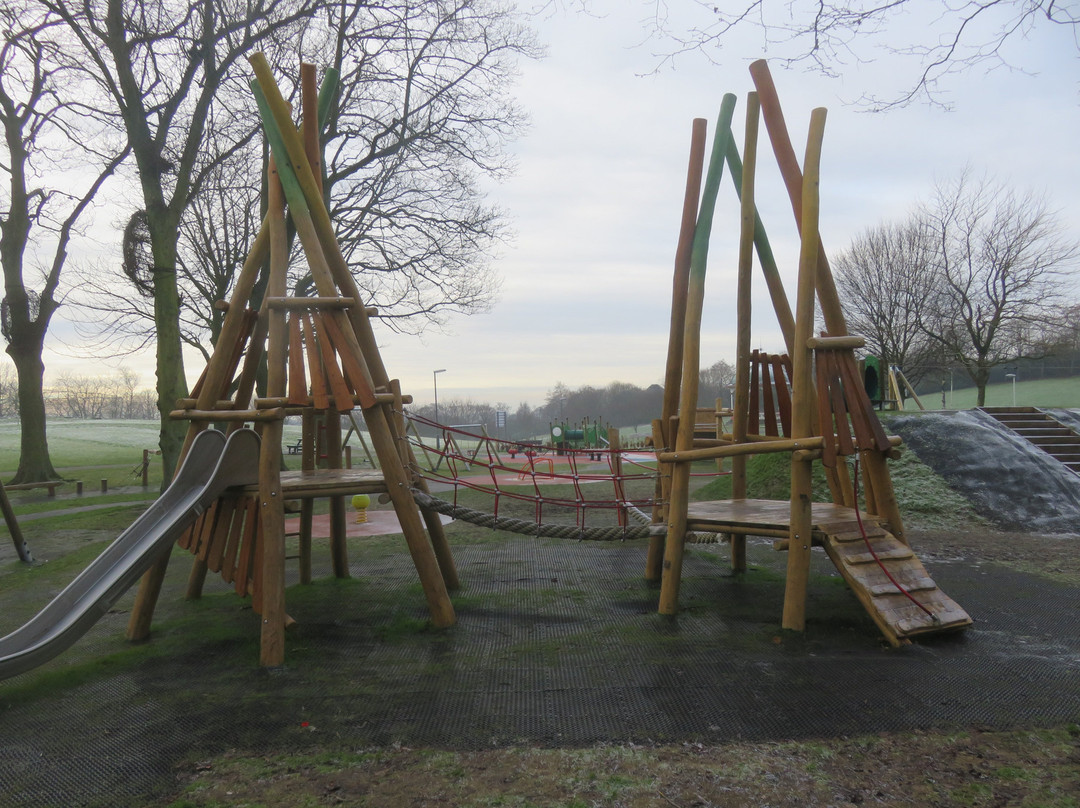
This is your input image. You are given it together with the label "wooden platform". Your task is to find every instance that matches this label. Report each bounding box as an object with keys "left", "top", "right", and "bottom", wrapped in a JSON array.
[
  {"left": 243, "top": 468, "right": 388, "bottom": 499},
  {"left": 686, "top": 498, "right": 973, "bottom": 645},
  {"left": 686, "top": 498, "right": 871, "bottom": 537}
]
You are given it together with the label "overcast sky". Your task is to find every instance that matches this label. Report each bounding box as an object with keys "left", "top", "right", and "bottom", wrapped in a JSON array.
[{"left": 33, "top": 0, "right": 1080, "bottom": 410}]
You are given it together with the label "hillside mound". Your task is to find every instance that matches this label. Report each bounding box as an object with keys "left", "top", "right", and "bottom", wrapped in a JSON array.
[{"left": 888, "top": 410, "right": 1080, "bottom": 534}]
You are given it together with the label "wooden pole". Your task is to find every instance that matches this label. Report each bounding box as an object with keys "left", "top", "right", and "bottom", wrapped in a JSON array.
[
  {"left": 257, "top": 154, "right": 290, "bottom": 666},
  {"left": 723, "top": 140, "right": 795, "bottom": 353},
  {"left": 749, "top": 60, "right": 847, "bottom": 337},
  {"left": 648, "top": 117, "right": 708, "bottom": 582},
  {"left": 301, "top": 63, "right": 349, "bottom": 574},
  {"left": 659, "top": 95, "right": 737, "bottom": 615},
  {"left": 730, "top": 93, "right": 760, "bottom": 573},
  {"left": 782, "top": 107, "right": 827, "bottom": 633},
  {"left": 390, "top": 378, "right": 460, "bottom": 591},
  {"left": 0, "top": 480, "right": 32, "bottom": 563}
]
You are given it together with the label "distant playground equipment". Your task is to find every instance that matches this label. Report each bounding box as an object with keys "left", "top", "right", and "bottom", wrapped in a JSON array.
[
  {"left": 549, "top": 417, "right": 609, "bottom": 455},
  {"left": 862, "top": 356, "right": 925, "bottom": 411},
  {"left": 646, "top": 60, "right": 969, "bottom": 645}
]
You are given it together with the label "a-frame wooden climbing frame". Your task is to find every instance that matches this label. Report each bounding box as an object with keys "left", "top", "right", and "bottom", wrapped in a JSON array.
[
  {"left": 649, "top": 61, "right": 972, "bottom": 646},
  {"left": 124, "top": 58, "right": 459, "bottom": 666}
]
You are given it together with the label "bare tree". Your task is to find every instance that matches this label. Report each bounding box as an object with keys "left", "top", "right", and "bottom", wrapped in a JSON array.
[
  {"left": 921, "top": 171, "right": 1078, "bottom": 406},
  {"left": 74, "top": 146, "right": 266, "bottom": 364},
  {"left": 40, "top": 0, "right": 321, "bottom": 478},
  {"left": 833, "top": 216, "right": 942, "bottom": 385},
  {"left": 71, "top": 0, "right": 537, "bottom": 390},
  {"left": 0, "top": 4, "right": 127, "bottom": 483},
  {"left": 308, "top": 0, "right": 538, "bottom": 333},
  {"left": 698, "top": 358, "right": 736, "bottom": 408},
  {"left": 638, "top": 0, "right": 1079, "bottom": 108},
  {"left": 0, "top": 361, "right": 17, "bottom": 417}
]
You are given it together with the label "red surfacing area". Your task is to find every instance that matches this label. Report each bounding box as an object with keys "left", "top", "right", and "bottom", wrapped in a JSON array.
[{"left": 285, "top": 510, "right": 453, "bottom": 538}]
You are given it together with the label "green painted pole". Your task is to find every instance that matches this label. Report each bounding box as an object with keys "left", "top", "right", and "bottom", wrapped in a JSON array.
[{"left": 659, "top": 93, "right": 738, "bottom": 616}]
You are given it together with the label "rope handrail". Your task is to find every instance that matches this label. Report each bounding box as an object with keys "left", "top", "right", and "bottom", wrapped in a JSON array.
[{"left": 402, "top": 411, "right": 727, "bottom": 544}]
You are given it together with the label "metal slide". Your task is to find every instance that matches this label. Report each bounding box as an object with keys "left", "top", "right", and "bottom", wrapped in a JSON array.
[{"left": 0, "top": 428, "right": 261, "bottom": 681}]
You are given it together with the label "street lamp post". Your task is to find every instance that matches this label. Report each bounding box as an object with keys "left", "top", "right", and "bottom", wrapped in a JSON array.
[
  {"left": 1006, "top": 373, "right": 1017, "bottom": 407},
  {"left": 433, "top": 369, "right": 446, "bottom": 449}
]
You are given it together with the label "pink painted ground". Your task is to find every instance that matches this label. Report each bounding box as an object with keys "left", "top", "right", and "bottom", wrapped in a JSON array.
[{"left": 285, "top": 509, "right": 453, "bottom": 538}]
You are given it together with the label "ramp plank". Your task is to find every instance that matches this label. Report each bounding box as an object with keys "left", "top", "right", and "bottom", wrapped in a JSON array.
[{"left": 684, "top": 498, "right": 972, "bottom": 645}]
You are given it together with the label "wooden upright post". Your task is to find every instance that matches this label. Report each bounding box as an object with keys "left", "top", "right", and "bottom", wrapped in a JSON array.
[
  {"left": 0, "top": 481, "right": 32, "bottom": 564},
  {"left": 750, "top": 60, "right": 848, "bottom": 338},
  {"left": 782, "top": 107, "right": 827, "bottom": 633},
  {"left": 731, "top": 92, "right": 760, "bottom": 573},
  {"left": 648, "top": 117, "right": 708, "bottom": 582},
  {"left": 659, "top": 96, "right": 737, "bottom": 615},
  {"left": 258, "top": 155, "right": 290, "bottom": 667}
]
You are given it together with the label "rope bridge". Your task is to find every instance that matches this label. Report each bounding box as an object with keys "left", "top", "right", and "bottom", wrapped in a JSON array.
[{"left": 404, "top": 413, "right": 722, "bottom": 543}]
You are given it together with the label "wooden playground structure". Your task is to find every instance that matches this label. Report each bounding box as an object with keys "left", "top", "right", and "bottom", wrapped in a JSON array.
[
  {"left": 124, "top": 57, "right": 459, "bottom": 666},
  {"left": 116, "top": 56, "right": 969, "bottom": 669},
  {"left": 646, "top": 61, "right": 971, "bottom": 645}
]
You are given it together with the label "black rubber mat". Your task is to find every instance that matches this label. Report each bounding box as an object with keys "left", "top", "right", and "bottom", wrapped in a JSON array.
[{"left": 1, "top": 533, "right": 1077, "bottom": 807}]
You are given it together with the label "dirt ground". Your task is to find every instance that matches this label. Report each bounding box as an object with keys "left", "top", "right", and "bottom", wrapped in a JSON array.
[
  {"left": 153, "top": 523, "right": 1080, "bottom": 808},
  {"left": 166, "top": 726, "right": 1080, "bottom": 808}
]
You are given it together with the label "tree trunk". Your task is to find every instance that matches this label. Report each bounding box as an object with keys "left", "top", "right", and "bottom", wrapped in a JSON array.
[
  {"left": 147, "top": 214, "right": 188, "bottom": 483},
  {"left": 974, "top": 366, "right": 990, "bottom": 407},
  {"left": 6, "top": 343, "right": 58, "bottom": 483}
]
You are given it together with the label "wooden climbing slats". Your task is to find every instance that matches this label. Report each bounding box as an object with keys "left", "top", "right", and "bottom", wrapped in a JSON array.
[
  {"left": 287, "top": 314, "right": 308, "bottom": 405},
  {"left": 185, "top": 506, "right": 215, "bottom": 556},
  {"left": 770, "top": 355, "right": 792, "bottom": 436},
  {"left": 813, "top": 344, "right": 892, "bottom": 456},
  {"left": 300, "top": 313, "right": 331, "bottom": 410},
  {"left": 234, "top": 498, "right": 260, "bottom": 597},
  {"left": 204, "top": 496, "right": 238, "bottom": 570},
  {"left": 748, "top": 350, "right": 761, "bottom": 435},
  {"left": 251, "top": 513, "right": 266, "bottom": 613},
  {"left": 761, "top": 358, "right": 778, "bottom": 436},
  {"left": 319, "top": 310, "right": 376, "bottom": 407},
  {"left": 190, "top": 308, "right": 259, "bottom": 405},
  {"left": 177, "top": 514, "right": 199, "bottom": 552},
  {"left": 745, "top": 351, "right": 793, "bottom": 438},
  {"left": 311, "top": 311, "right": 355, "bottom": 411},
  {"left": 222, "top": 496, "right": 256, "bottom": 583},
  {"left": 835, "top": 350, "right": 891, "bottom": 451}
]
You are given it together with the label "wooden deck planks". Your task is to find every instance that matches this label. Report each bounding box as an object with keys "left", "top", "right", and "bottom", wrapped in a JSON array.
[
  {"left": 243, "top": 468, "right": 388, "bottom": 499},
  {"left": 687, "top": 497, "right": 972, "bottom": 643}
]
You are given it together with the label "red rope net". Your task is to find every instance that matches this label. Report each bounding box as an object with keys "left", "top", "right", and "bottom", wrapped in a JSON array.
[{"left": 404, "top": 412, "right": 717, "bottom": 534}]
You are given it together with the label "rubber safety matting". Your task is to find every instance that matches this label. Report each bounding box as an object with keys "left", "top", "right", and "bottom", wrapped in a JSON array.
[{"left": 0, "top": 534, "right": 1077, "bottom": 807}]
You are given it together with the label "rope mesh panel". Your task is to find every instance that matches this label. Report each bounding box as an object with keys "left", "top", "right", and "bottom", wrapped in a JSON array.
[{"left": 405, "top": 412, "right": 722, "bottom": 543}]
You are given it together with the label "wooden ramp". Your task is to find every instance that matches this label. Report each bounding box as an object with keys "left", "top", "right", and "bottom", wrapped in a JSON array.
[{"left": 687, "top": 499, "right": 972, "bottom": 645}]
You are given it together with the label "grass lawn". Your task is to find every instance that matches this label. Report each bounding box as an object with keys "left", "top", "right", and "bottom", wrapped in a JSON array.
[{"left": 924, "top": 375, "right": 1080, "bottom": 409}]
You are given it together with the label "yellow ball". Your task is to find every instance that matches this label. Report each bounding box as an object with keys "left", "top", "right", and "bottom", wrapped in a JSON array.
[{"left": 351, "top": 494, "right": 371, "bottom": 510}]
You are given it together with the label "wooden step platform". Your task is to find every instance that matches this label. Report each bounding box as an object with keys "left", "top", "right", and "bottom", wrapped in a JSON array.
[
  {"left": 685, "top": 498, "right": 972, "bottom": 645},
  {"left": 242, "top": 468, "right": 389, "bottom": 499}
]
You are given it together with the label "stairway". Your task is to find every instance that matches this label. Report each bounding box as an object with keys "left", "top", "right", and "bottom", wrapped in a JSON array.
[{"left": 979, "top": 407, "right": 1080, "bottom": 476}]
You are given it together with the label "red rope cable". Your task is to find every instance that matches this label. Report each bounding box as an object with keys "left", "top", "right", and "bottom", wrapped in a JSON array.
[
  {"left": 402, "top": 411, "right": 732, "bottom": 537},
  {"left": 851, "top": 454, "right": 937, "bottom": 622}
]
